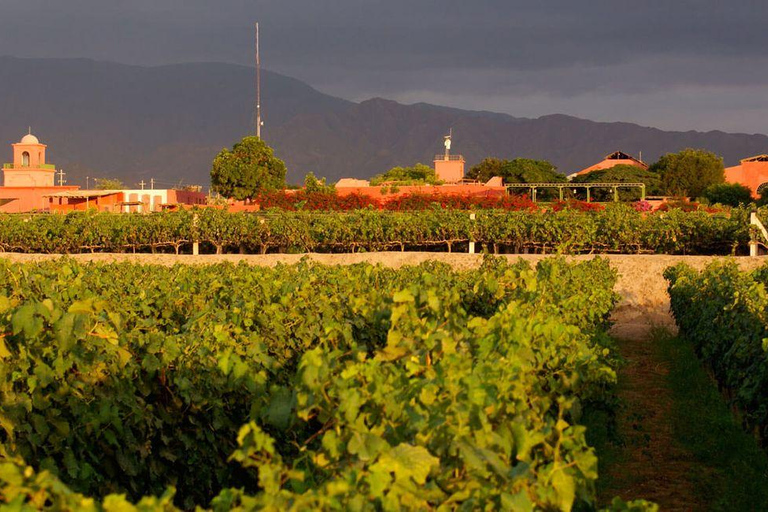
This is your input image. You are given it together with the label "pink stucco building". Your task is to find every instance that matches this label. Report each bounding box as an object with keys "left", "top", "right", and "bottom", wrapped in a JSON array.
[
  {"left": 1, "top": 131, "right": 207, "bottom": 212},
  {"left": 725, "top": 155, "right": 768, "bottom": 198},
  {"left": 569, "top": 151, "right": 648, "bottom": 178}
]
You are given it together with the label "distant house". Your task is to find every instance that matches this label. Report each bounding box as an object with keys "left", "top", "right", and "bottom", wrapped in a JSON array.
[
  {"left": 725, "top": 155, "right": 768, "bottom": 198},
  {"left": 569, "top": 151, "right": 648, "bottom": 179},
  {"left": 47, "top": 188, "right": 207, "bottom": 212}
]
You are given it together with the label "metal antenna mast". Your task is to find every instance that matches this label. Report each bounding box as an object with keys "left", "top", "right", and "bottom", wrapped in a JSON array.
[{"left": 255, "top": 22, "right": 262, "bottom": 139}]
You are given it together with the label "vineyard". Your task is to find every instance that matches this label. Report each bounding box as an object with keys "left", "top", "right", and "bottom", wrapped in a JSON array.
[
  {"left": 0, "top": 257, "right": 653, "bottom": 510},
  {"left": 0, "top": 204, "right": 758, "bottom": 256},
  {"left": 666, "top": 261, "right": 768, "bottom": 442}
]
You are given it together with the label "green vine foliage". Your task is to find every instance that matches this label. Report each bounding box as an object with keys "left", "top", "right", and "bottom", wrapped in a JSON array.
[
  {"left": 666, "top": 261, "right": 768, "bottom": 441},
  {"left": 0, "top": 258, "right": 655, "bottom": 510},
  {"left": 0, "top": 205, "right": 750, "bottom": 255}
]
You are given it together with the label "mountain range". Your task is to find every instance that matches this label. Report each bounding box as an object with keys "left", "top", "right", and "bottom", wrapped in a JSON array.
[{"left": 1, "top": 56, "right": 766, "bottom": 188}]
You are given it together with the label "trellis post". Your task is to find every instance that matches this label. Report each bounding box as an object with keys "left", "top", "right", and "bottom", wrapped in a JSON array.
[
  {"left": 750, "top": 211, "right": 768, "bottom": 257},
  {"left": 192, "top": 213, "right": 200, "bottom": 255},
  {"left": 468, "top": 212, "right": 476, "bottom": 254}
]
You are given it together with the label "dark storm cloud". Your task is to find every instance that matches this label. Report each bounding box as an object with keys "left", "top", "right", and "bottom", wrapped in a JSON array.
[{"left": 2, "top": 0, "right": 768, "bottom": 132}]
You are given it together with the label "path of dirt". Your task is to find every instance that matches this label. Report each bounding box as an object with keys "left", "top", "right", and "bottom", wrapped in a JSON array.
[
  {"left": 2, "top": 252, "right": 765, "bottom": 339},
  {"left": 602, "top": 335, "right": 704, "bottom": 510}
]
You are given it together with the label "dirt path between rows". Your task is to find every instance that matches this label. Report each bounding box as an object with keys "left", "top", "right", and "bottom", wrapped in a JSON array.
[
  {"left": 603, "top": 334, "right": 704, "bottom": 510},
  {"left": 3, "top": 252, "right": 765, "bottom": 339}
]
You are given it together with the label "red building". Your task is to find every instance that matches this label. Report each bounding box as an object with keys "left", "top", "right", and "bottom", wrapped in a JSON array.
[
  {"left": 725, "top": 155, "right": 768, "bottom": 198},
  {"left": 0, "top": 132, "right": 78, "bottom": 212},
  {"left": 47, "top": 189, "right": 207, "bottom": 212},
  {"left": 569, "top": 151, "right": 648, "bottom": 178}
]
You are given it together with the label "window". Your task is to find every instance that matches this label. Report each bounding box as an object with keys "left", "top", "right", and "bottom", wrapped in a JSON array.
[{"left": 21, "top": 152, "right": 30, "bottom": 167}]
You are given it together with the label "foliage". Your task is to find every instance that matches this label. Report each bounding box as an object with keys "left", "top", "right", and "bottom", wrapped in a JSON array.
[
  {"left": 702, "top": 183, "right": 754, "bottom": 207},
  {"left": 303, "top": 172, "right": 335, "bottom": 194},
  {"left": 468, "top": 157, "right": 566, "bottom": 184},
  {"left": 632, "top": 201, "right": 653, "bottom": 212},
  {"left": 253, "top": 191, "right": 379, "bottom": 211},
  {"left": 251, "top": 192, "right": 538, "bottom": 212},
  {"left": 380, "top": 193, "right": 537, "bottom": 211},
  {"left": 0, "top": 257, "right": 654, "bottom": 510},
  {"left": 210, "top": 137, "right": 287, "bottom": 201},
  {"left": 649, "top": 149, "right": 724, "bottom": 198},
  {"left": 551, "top": 200, "right": 605, "bottom": 212},
  {"left": 665, "top": 262, "right": 768, "bottom": 443},
  {"left": 572, "top": 165, "right": 663, "bottom": 200},
  {"left": 0, "top": 204, "right": 751, "bottom": 255},
  {"left": 370, "top": 164, "right": 441, "bottom": 186},
  {"left": 94, "top": 178, "right": 125, "bottom": 190}
]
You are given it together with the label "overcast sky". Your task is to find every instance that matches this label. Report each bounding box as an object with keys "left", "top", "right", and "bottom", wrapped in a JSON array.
[{"left": 2, "top": 0, "right": 768, "bottom": 134}]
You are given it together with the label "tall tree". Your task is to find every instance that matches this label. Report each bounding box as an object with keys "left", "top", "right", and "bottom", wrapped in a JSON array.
[
  {"left": 649, "top": 148, "right": 724, "bottom": 198},
  {"left": 468, "top": 158, "right": 564, "bottom": 184},
  {"left": 211, "top": 137, "right": 287, "bottom": 200}
]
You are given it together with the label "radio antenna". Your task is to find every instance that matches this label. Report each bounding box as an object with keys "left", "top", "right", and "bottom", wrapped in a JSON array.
[{"left": 255, "top": 22, "right": 263, "bottom": 139}]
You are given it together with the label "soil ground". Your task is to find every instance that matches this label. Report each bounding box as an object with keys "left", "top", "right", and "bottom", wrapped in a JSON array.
[{"left": 3, "top": 252, "right": 768, "bottom": 509}]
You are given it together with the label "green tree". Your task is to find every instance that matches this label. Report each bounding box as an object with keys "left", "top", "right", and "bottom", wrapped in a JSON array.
[
  {"left": 370, "top": 163, "right": 440, "bottom": 185},
  {"left": 303, "top": 172, "right": 335, "bottom": 193},
  {"left": 702, "top": 183, "right": 754, "bottom": 207},
  {"left": 211, "top": 136, "right": 287, "bottom": 201},
  {"left": 466, "top": 158, "right": 506, "bottom": 182},
  {"left": 572, "top": 164, "right": 664, "bottom": 200},
  {"left": 759, "top": 184, "right": 768, "bottom": 207},
  {"left": 468, "top": 158, "right": 564, "bottom": 184},
  {"left": 94, "top": 178, "right": 125, "bottom": 190},
  {"left": 649, "top": 148, "right": 724, "bottom": 198}
]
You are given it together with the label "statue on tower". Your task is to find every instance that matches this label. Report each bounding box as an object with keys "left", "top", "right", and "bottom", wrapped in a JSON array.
[{"left": 443, "top": 129, "right": 452, "bottom": 160}]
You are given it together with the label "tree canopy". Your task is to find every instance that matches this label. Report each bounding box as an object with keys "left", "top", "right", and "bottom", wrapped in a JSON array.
[
  {"left": 467, "top": 158, "right": 565, "bottom": 184},
  {"left": 370, "top": 163, "right": 441, "bottom": 186},
  {"left": 702, "top": 183, "right": 754, "bottom": 207},
  {"left": 303, "top": 172, "right": 336, "bottom": 194},
  {"left": 211, "top": 136, "right": 287, "bottom": 201},
  {"left": 649, "top": 148, "right": 724, "bottom": 198},
  {"left": 94, "top": 178, "right": 125, "bottom": 190},
  {"left": 572, "top": 164, "right": 664, "bottom": 196}
]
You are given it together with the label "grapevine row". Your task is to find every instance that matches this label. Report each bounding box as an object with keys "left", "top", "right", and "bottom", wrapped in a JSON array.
[
  {"left": 0, "top": 204, "right": 751, "bottom": 255},
  {"left": 0, "top": 258, "right": 653, "bottom": 510},
  {"left": 666, "top": 261, "right": 768, "bottom": 443}
]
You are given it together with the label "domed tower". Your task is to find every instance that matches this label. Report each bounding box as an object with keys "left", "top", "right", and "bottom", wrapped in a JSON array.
[{"left": 2, "top": 131, "right": 55, "bottom": 187}]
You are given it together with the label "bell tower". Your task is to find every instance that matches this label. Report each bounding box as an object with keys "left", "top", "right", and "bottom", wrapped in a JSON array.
[{"left": 2, "top": 131, "right": 55, "bottom": 187}]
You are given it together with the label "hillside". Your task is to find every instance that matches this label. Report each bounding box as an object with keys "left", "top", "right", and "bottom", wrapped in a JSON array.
[{"left": 1, "top": 56, "right": 766, "bottom": 187}]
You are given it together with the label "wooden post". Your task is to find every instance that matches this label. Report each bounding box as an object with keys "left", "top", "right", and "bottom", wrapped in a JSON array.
[
  {"left": 613, "top": 187, "right": 619, "bottom": 202},
  {"left": 586, "top": 187, "right": 591, "bottom": 203},
  {"left": 559, "top": 187, "right": 564, "bottom": 201},
  {"left": 469, "top": 213, "right": 476, "bottom": 254},
  {"left": 641, "top": 184, "right": 646, "bottom": 201},
  {"left": 192, "top": 213, "right": 200, "bottom": 255},
  {"left": 750, "top": 212, "right": 768, "bottom": 257}
]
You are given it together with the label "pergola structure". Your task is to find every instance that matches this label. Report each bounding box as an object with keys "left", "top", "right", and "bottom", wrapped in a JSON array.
[{"left": 506, "top": 182, "right": 646, "bottom": 202}]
